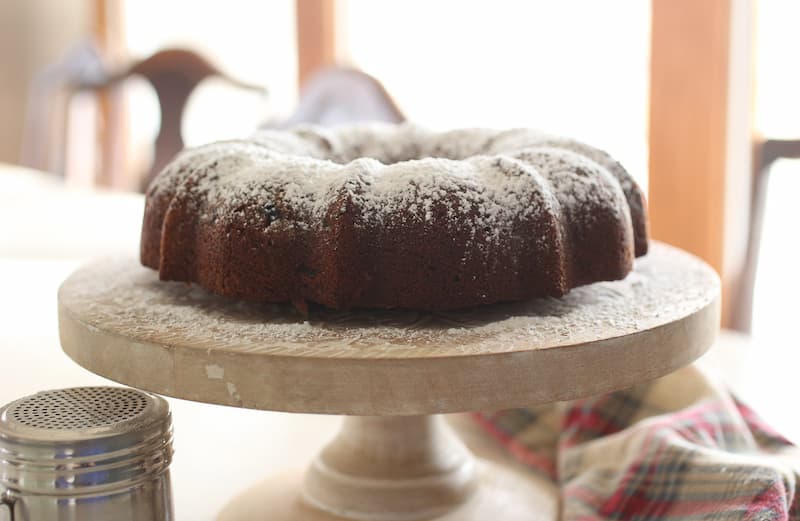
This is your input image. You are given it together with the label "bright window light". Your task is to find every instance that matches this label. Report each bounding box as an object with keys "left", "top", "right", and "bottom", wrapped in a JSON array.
[{"left": 341, "top": 0, "right": 651, "bottom": 190}]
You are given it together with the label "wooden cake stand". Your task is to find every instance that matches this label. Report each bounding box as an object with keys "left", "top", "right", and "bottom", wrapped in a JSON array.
[{"left": 57, "top": 242, "right": 719, "bottom": 521}]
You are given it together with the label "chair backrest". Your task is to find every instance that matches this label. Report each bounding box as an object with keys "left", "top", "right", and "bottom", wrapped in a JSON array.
[
  {"left": 19, "top": 41, "right": 107, "bottom": 177},
  {"left": 83, "top": 49, "right": 267, "bottom": 190},
  {"left": 732, "top": 138, "right": 800, "bottom": 332},
  {"left": 273, "top": 66, "right": 405, "bottom": 128}
]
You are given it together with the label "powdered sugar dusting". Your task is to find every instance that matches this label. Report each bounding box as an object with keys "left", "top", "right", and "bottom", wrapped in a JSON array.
[
  {"left": 149, "top": 123, "right": 639, "bottom": 246},
  {"left": 60, "top": 244, "right": 719, "bottom": 359}
]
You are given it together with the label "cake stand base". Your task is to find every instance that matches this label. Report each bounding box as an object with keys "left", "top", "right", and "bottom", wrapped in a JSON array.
[
  {"left": 57, "top": 244, "right": 721, "bottom": 520},
  {"left": 217, "top": 415, "right": 554, "bottom": 521}
]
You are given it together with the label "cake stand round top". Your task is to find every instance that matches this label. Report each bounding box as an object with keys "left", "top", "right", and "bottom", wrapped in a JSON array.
[{"left": 58, "top": 242, "right": 720, "bottom": 415}]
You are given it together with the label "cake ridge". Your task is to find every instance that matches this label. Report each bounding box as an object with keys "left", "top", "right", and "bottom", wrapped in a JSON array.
[{"left": 141, "top": 123, "right": 648, "bottom": 310}]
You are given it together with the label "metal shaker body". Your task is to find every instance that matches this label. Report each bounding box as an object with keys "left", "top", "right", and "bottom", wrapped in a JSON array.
[{"left": 0, "top": 387, "right": 174, "bottom": 521}]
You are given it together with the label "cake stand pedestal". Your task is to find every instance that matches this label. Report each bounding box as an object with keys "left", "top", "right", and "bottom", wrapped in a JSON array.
[{"left": 57, "top": 243, "right": 720, "bottom": 521}]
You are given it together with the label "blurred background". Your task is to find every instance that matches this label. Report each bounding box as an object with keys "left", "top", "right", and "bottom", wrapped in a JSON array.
[
  {"left": 1, "top": 1, "right": 797, "bottom": 517},
  {"left": 2, "top": 0, "right": 797, "bottom": 337}
]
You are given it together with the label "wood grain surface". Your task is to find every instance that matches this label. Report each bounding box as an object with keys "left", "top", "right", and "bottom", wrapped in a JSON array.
[{"left": 58, "top": 242, "right": 720, "bottom": 415}]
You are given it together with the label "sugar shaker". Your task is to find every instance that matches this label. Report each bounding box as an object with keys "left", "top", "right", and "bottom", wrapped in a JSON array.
[{"left": 0, "top": 387, "right": 174, "bottom": 520}]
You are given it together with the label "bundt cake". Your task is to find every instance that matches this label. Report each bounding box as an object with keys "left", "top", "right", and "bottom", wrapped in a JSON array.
[{"left": 141, "top": 124, "right": 648, "bottom": 311}]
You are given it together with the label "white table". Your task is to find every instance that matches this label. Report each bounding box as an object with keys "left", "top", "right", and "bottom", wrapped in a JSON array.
[{"left": 0, "top": 163, "right": 795, "bottom": 520}]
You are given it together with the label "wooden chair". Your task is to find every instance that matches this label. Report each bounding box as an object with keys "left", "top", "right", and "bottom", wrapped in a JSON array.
[
  {"left": 269, "top": 66, "right": 405, "bottom": 128},
  {"left": 19, "top": 41, "right": 107, "bottom": 177},
  {"left": 78, "top": 48, "right": 267, "bottom": 190},
  {"left": 731, "top": 138, "right": 800, "bottom": 332}
]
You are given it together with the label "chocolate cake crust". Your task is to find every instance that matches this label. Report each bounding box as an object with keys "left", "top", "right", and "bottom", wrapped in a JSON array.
[{"left": 141, "top": 124, "right": 648, "bottom": 310}]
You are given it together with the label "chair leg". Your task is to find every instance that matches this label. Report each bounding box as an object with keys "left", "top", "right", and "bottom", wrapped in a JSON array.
[{"left": 731, "top": 160, "right": 772, "bottom": 333}]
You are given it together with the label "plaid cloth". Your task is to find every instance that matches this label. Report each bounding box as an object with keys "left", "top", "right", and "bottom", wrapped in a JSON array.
[{"left": 474, "top": 364, "right": 800, "bottom": 520}]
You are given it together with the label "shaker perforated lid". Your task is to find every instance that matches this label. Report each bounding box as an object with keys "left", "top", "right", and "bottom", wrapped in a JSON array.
[
  {"left": 0, "top": 386, "right": 169, "bottom": 442},
  {"left": 0, "top": 387, "right": 173, "bottom": 494}
]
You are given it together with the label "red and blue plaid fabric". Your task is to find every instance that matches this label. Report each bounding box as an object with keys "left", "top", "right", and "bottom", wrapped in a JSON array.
[{"left": 474, "top": 365, "right": 800, "bottom": 520}]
